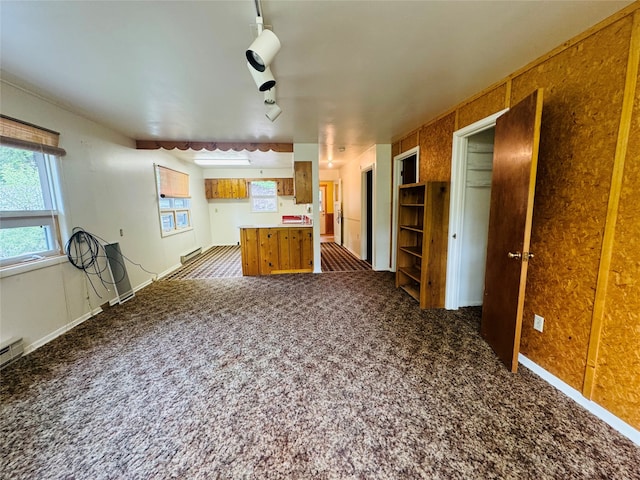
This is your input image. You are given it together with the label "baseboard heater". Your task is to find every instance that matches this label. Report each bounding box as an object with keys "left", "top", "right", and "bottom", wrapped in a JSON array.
[
  {"left": 0, "top": 337, "right": 24, "bottom": 370},
  {"left": 181, "top": 247, "right": 202, "bottom": 264}
]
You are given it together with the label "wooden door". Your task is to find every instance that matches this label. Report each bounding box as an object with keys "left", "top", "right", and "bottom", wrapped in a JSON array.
[
  {"left": 288, "top": 229, "right": 303, "bottom": 269},
  {"left": 294, "top": 162, "right": 313, "bottom": 204},
  {"left": 240, "top": 228, "right": 260, "bottom": 276},
  {"left": 481, "top": 89, "right": 543, "bottom": 372},
  {"left": 277, "top": 229, "right": 291, "bottom": 270},
  {"left": 259, "top": 228, "right": 280, "bottom": 274},
  {"left": 301, "top": 228, "right": 314, "bottom": 271}
]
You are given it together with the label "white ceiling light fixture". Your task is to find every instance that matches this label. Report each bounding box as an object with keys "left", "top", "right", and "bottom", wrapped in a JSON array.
[
  {"left": 247, "top": 63, "right": 276, "bottom": 91},
  {"left": 266, "top": 103, "right": 282, "bottom": 122},
  {"left": 246, "top": 17, "right": 281, "bottom": 72},
  {"left": 264, "top": 87, "right": 276, "bottom": 105},
  {"left": 247, "top": 3, "right": 283, "bottom": 121},
  {"left": 194, "top": 158, "right": 251, "bottom": 167}
]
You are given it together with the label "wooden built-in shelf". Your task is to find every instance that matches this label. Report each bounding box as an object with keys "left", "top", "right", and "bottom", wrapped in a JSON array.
[
  {"left": 400, "top": 284, "right": 420, "bottom": 302},
  {"left": 398, "top": 265, "right": 422, "bottom": 283},
  {"left": 399, "top": 246, "right": 423, "bottom": 258},
  {"left": 395, "top": 181, "right": 450, "bottom": 309},
  {"left": 399, "top": 225, "right": 423, "bottom": 233}
]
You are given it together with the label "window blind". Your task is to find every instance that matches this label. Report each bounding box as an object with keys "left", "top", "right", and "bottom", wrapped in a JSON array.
[
  {"left": 157, "top": 165, "right": 190, "bottom": 198},
  {"left": 0, "top": 115, "right": 66, "bottom": 156}
]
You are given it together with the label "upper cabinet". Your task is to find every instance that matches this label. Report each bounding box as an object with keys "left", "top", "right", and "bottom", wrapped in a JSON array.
[
  {"left": 205, "top": 177, "right": 295, "bottom": 199},
  {"left": 204, "top": 178, "right": 248, "bottom": 199},
  {"left": 277, "top": 178, "right": 294, "bottom": 196},
  {"left": 293, "top": 161, "right": 313, "bottom": 204}
]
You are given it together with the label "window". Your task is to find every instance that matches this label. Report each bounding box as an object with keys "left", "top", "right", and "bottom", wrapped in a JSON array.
[
  {"left": 155, "top": 165, "right": 192, "bottom": 236},
  {"left": 250, "top": 180, "right": 278, "bottom": 213},
  {"left": 0, "top": 145, "right": 62, "bottom": 266}
]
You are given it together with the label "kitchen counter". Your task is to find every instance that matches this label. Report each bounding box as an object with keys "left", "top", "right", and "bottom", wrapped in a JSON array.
[
  {"left": 239, "top": 225, "right": 313, "bottom": 275},
  {"left": 238, "top": 223, "right": 312, "bottom": 229}
]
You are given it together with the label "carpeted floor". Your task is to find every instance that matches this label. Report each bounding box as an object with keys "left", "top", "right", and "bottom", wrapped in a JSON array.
[{"left": 1, "top": 272, "right": 638, "bottom": 479}]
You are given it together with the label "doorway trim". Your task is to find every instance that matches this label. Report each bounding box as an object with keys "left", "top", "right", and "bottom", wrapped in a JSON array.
[
  {"left": 445, "top": 109, "right": 507, "bottom": 310},
  {"left": 391, "top": 146, "right": 419, "bottom": 271},
  {"left": 361, "top": 164, "right": 375, "bottom": 262}
]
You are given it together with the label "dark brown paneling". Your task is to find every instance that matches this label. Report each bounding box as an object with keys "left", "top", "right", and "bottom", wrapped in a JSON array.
[{"left": 516, "top": 16, "right": 633, "bottom": 390}]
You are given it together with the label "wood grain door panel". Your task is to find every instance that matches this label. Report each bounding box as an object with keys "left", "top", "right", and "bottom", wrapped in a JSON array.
[{"left": 481, "top": 89, "right": 543, "bottom": 372}]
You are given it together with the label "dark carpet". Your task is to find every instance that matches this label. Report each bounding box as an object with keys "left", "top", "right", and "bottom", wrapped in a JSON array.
[
  {"left": 1, "top": 272, "right": 638, "bottom": 479},
  {"left": 320, "top": 242, "right": 371, "bottom": 272}
]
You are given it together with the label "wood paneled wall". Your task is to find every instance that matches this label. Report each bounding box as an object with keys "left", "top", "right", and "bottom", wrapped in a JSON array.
[{"left": 392, "top": 4, "right": 640, "bottom": 429}]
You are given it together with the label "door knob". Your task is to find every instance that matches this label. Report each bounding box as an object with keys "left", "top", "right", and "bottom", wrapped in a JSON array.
[{"left": 508, "top": 252, "right": 522, "bottom": 259}]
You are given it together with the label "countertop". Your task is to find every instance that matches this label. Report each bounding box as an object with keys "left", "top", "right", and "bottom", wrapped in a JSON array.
[{"left": 239, "top": 224, "right": 313, "bottom": 229}]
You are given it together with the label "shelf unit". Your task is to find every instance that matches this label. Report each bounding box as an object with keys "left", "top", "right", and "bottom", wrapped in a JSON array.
[{"left": 395, "top": 181, "right": 450, "bottom": 309}]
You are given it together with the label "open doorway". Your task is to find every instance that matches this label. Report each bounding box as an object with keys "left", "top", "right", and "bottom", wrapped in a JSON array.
[
  {"left": 363, "top": 169, "right": 373, "bottom": 264},
  {"left": 445, "top": 110, "right": 506, "bottom": 310},
  {"left": 319, "top": 181, "right": 334, "bottom": 243}
]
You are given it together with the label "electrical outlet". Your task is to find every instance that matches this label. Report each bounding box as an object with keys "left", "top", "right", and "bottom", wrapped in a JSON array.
[{"left": 534, "top": 314, "right": 544, "bottom": 332}]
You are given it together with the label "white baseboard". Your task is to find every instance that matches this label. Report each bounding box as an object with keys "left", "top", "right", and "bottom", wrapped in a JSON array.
[
  {"left": 519, "top": 354, "right": 639, "bottom": 446},
  {"left": 24, "top": 307, "right": 103, "bottom": 355},
  {"left": 158, "top": 263, "right": 182, "bottom": 279}
]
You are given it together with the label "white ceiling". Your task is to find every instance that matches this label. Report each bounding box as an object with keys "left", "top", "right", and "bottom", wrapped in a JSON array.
[{"left": 0, "top": 0, "right": 631, "bottom": 169}]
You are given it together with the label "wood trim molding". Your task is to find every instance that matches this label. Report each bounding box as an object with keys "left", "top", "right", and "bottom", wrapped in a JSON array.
[
  {"left": 583, "top": 9, "right": 640, "bottom": 399},
  {"left": 136, "top": 140, "right": 293, "bottom": 153}
]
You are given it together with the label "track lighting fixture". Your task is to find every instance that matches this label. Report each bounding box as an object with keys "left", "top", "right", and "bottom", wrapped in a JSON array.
[
  {"left": 247, "top": 12, "right": 283, "bottom": 121},
  {"left": 246, "top": 19, "right": 281, "bottom": 72},
  {"left": 265, "top": 104, "right": 282, "bottom": 122},
  {"left": 247, "top": 63, "right": 276, "bottom": 91},
  {"left": 264, "top": 88, "right": 276, "bottom": 105}
]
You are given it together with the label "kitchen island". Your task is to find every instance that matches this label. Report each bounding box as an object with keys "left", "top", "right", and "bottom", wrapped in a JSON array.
[{"left": 239, "top": 224, "right": 313, "bottom": 275}]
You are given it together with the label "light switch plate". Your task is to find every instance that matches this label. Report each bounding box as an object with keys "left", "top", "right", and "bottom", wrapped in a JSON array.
[{"left": 534, "top": 314, "right": 544, "bottom": 332}]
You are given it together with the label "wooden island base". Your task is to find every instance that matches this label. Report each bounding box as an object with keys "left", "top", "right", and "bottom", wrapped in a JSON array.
[{"left": 240, "top": 226, "right": 313, "bottom": 276}]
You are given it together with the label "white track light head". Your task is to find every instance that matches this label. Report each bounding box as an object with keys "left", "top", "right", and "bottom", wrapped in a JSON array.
[
  {"left": 247, "top": 63, "right": 276, "bottom": 92},
  {"left": 246, "top": 29, "right": 281, "bottom": 72},
  {"left": 266, "top": 103, "right": 282, "bottom": 122}
]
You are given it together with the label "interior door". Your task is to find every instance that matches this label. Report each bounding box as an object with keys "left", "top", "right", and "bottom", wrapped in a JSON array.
[
  {"left": 319, "top": 185, "right": 327, "bottom": 235},
  {"left": 481, "top": 89, "right": 543, "bottom": 372}
]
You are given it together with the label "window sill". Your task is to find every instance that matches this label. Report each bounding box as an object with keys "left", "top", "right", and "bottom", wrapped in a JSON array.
[
  {"left": 0, "top": 254, "right": 67, "bottom": 279},
  {"left": 161, "top": 226, "right": 194, "bottom": 238}
]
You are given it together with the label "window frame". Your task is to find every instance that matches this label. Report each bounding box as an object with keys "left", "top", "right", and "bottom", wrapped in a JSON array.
[
  {"left": 155, "top": 164, "right": 193, "bottom": 237},
  {"left": 0, "top": 147, "right": 63, "bottom": 267},
  {"left": 250, "top": 180, "right": 278, "bottom": 213}
]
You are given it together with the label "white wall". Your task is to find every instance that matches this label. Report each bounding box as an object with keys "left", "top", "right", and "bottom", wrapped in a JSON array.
[
  {"left": 204, "top": 168, "right": 308, "bottom": 245},
  {"left": 373, "top": 145, "right": 392, "bottom": 271},
  {"left": 0, "top": 82, "right": 212, "bottom": 353},
  {"left": 293, "top": 144, "right": 321, "bottom": 273},
  {"left": 339, "top": 144, "right": 392, "bottom": 271}
]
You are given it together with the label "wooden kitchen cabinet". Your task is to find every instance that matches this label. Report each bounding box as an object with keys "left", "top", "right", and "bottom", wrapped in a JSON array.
[
  {"left": 204, "top": 178, "right": 248, "bottom": 199},
  {"left": 240, "top": 228, "right": 260, "bottom": 275},
  {"left": 293, "top": 162, "right": 313, "bottom": 204},
  {"left": 240, "top": 226, "right": 313, "bottom": 275},
  {"left": 277, "top": 178, "right": 294, "bottom": 196}
]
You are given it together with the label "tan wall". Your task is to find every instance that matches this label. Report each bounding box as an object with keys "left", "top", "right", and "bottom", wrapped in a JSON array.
[{"left": 393, "top": 4, "right": 640, "bottom": 429}]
